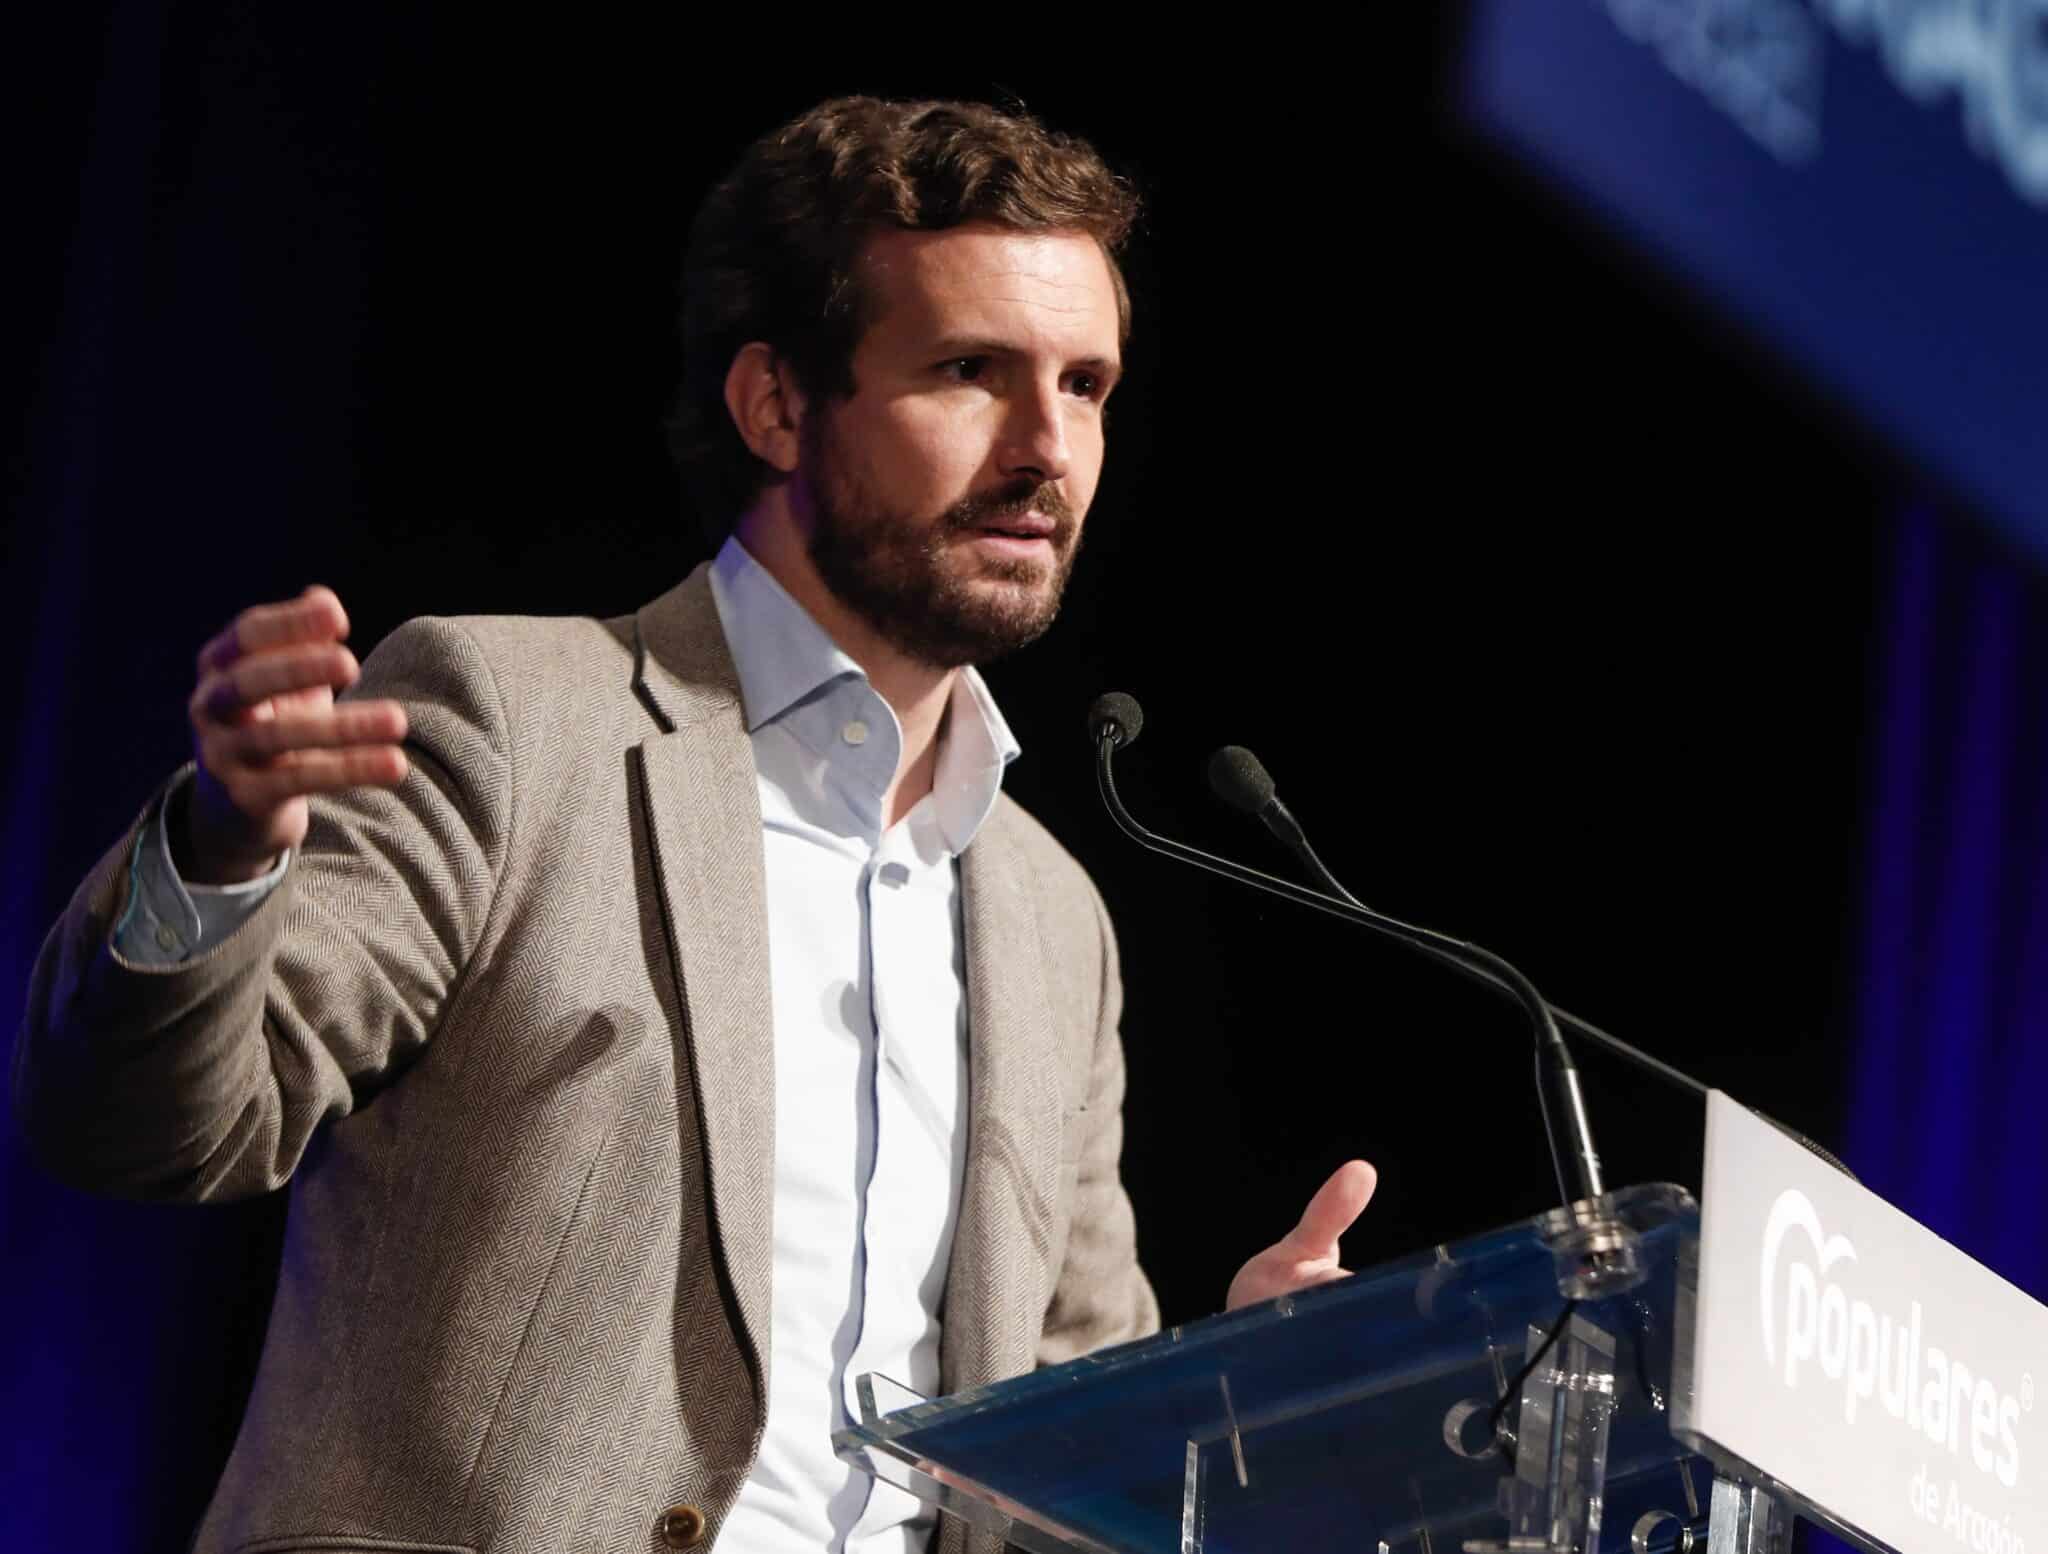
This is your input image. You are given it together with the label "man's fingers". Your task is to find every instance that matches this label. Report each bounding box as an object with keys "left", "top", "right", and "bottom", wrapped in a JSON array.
[
  {"left": 197, "top": 586, "right": 349, "bottom": 674},
  {"left": 219, "top": 747, "right": 409, "bottom": 810},
  {"left": 1285, "top": 1159, "right": 1378, "bottom": 1258},
  {"left": 215, "top": 701, "right": 408, "bottom": 760},
  {"left": 193, "top": 643, "right": 360, "bottom": 723}
]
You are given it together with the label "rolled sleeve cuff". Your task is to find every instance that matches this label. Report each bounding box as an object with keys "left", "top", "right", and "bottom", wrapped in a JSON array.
[{"left": 112, "top": 782, "right": 290, "bottom": 965}]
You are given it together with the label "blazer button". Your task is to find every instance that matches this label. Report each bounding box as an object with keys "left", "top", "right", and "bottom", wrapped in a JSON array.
[{"left": 658, "top": 1503, "right": 707, "bottom": 1548}]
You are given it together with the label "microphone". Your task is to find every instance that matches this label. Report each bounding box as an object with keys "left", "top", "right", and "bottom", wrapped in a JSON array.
[
  {"left": 1207, "top": 741, "right": 1859, "bottom": 1182},
  {"left": 1088, "top": 691, "right": 1143, "bottom": 750},
  {"left": 1208, "top": 745, "right": 1316, "bottom": 882},
  {"left": 1090, "top": 696, "right": 1609, "bottom": 1221}
]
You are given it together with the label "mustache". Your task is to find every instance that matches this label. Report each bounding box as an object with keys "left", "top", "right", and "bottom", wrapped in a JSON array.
[{"left": 942, "top": 479, "right": 1076, "bottom": 536}]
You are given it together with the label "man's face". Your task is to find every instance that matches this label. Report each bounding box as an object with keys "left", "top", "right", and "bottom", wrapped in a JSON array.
[{"left": 794, "top": 224, "right": 1122, "bottom": 669}]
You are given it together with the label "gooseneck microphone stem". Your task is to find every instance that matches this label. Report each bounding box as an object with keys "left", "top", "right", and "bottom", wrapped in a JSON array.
[
  {"left": 1282, "top": 823, "right": 1708, "bottom": 1102},
  {"left": 1187, "top": 728, "right": 1859, "bottom": 1187},
  {"left": 1204, "top": 742, "right": 1859, "bottom": 1184},
  {"left": 1094, "top": 728, "right": 1605, "bottom": 1211},
  {"left": 1276, "top": 805, "right": 1865, "bottom": 1184}
]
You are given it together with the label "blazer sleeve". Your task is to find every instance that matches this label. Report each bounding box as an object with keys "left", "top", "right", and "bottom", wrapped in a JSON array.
[
  {"left": 1035, "top": 883, "right": 1161, "bottom": 1366},
  {"left": 11, "top": 616, "right": 511, "bottom": 1202}
]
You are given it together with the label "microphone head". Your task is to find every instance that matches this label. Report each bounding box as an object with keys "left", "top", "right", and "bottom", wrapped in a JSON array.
[
  {"left": 1088, "top": 692, "right": 1144, "bottom": 749},
  {"left": 1207, "top": 745, "right": 1276, "bottom": 814}
]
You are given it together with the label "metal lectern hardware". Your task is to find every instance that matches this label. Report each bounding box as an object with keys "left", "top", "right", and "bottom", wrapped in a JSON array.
[
  {"left": 1630, "top": 1452, "right": 1709, "bottom": 1554},
  {"left": 1442, "top": 1395, "right": 1501, "bottom": 1460},
  {"left": 1465, "top": 1313, "right": 1618, "bottom": 1554},
  {"left": 1541, "top": 1199, "right": 1646, "bottom": 1301},
  {"left": 1629, "top": 1508, "right": 1708, "bottom": 1554},
  {"left": 1704, "top": 1480, "right": 1784, "bottom": 1554},
  {"left": 855, "top": 1372, "right": 928, "bottom": 1426},
  {"left": 1217, "top": 1374, "right": 1248, "bottom": 1490}
]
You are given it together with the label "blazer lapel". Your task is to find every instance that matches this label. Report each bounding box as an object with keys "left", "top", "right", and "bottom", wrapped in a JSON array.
[
  {"left": 943, "top": 810, "right": 1065, "bottom": 1396},
  {"left": 631, "top": 568, "right": 777, "bottom": 1404}
]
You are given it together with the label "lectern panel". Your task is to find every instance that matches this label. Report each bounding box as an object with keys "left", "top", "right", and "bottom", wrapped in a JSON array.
[{"left": 840, "top": 1185, "right": 1706, "bottom": 1554}]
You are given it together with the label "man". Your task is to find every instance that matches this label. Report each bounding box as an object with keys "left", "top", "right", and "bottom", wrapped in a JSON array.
[{"left": 15, "top": 97, "right": 1371, "bottom": 1553}]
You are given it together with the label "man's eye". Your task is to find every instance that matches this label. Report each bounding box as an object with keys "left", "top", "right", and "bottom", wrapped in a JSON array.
[
  {"left": 1067, "top": 372, "right": 1102, "bottom": 399},
  {"left": 940, "top": 357, "right": 989, "bottom": 383}
]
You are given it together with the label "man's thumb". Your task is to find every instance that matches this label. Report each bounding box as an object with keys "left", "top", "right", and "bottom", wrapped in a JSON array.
[{"left": 1289, "top": 1159, "right": 1377, "bottom": 1255}]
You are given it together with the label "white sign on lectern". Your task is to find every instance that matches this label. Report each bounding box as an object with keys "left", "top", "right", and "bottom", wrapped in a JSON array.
[{"left": 1680, "top": 1092, "right": 2047, "bottom": 1554}]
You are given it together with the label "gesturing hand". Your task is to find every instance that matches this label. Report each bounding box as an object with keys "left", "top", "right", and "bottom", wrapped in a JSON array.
[
  {"left": 1225, "top": 1159, "right": 1378, "bottom": 1312},
  {"left": 179, "top": 586, "right": 409, "bottom": 885}
]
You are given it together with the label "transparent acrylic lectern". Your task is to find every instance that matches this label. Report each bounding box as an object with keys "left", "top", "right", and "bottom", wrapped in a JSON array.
[{"left": 836, "top": 1184, "right": 1789, "bottom": 1554}]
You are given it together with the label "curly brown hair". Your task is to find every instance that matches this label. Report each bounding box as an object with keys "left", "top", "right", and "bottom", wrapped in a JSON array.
[{"left": 668, "top": 96, "right": 1140, "bottom": 544}]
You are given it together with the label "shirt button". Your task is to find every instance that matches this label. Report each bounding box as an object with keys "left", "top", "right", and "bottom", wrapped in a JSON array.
[
  {"left": 842, "top": 719, "right": 869, "bottom": 746},
  {"left": 657, "top": 1504, "right": 707, "bottom": 1548},
  {"left": 155, "top": 922, "right": 178, "bottom": 951}
]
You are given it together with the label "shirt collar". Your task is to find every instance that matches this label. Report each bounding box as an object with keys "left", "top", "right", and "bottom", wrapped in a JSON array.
[
  {"left": 707, "top": 535, "right": 1022, "bottom": 852},
  {"left": 927, "top": 663, "right": 1020, "bottom": 855}
]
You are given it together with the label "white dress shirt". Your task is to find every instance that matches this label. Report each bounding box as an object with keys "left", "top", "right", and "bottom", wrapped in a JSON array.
[
  {"left": 707, "top": 538, "right": 1018, "bottom": 1554},
  {"left": 118, "top": 542, "right": 1021, "bottom": 1553}
]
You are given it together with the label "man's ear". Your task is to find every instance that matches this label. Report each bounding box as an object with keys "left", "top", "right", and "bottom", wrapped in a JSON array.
[{"left": 723, "top": 342, "right": 806, "bottom": 475}]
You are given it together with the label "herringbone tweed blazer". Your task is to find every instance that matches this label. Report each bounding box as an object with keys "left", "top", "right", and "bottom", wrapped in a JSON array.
[{"left": 15, "top": 565, "right": 1160, "bottom": 1554}]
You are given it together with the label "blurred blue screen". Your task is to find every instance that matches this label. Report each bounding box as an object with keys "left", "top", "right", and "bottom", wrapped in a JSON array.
[{"left": 1461, "top": 1, "right": 2047, "bottom": 551}]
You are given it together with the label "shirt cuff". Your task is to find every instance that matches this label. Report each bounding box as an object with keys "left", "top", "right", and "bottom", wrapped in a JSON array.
[{"left": 111, "top": 783, "right": 291, "bottom": 965}]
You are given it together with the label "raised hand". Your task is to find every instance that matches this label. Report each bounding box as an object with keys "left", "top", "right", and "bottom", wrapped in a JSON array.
[
  {"left": 1225, "top": 1159, "right": 1377, "bottom": 1312},
  {"left": 177, "top": 586, "right": 409, "bottom": 884}
]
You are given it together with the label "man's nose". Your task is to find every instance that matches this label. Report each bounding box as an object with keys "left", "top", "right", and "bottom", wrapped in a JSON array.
[{"left": 998, "top": 381, "right": 1071, "bottom": 484}]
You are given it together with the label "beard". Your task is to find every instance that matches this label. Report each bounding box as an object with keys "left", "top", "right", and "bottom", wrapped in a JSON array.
[{"left": 802, "top": 417, "right": 1082, "bottom": 670}]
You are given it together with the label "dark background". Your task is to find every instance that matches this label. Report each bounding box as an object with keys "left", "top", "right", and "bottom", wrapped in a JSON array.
[{"left": 5, "top": 7, "right": 2035, "bottom": 1546}]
